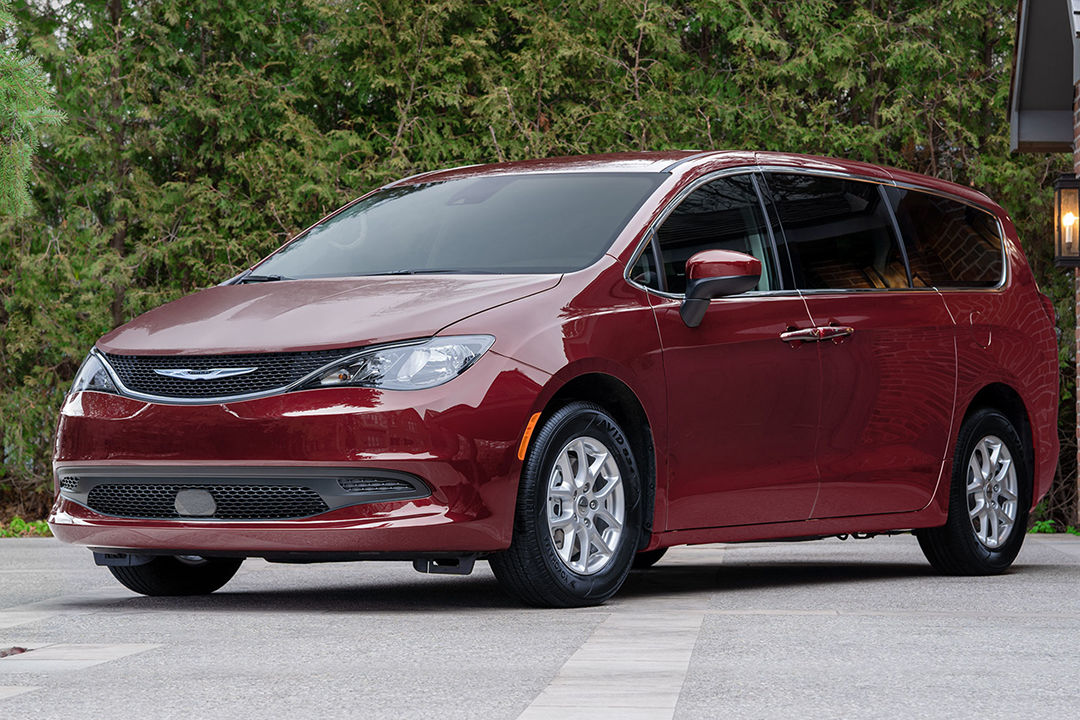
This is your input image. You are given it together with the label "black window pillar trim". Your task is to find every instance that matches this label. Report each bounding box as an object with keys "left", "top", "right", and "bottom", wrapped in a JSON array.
[
  {"left": 750, "top": 172, "right": 787, "bottom": 291},
  {"left": 754, "top": 172, "right": 800, "bottom": 292},
  {"left": 878, "top": 184, "right": 915, "bottom": 288},
  {"left": 649, "top": 230, "right": 668, "bottom": 294}
]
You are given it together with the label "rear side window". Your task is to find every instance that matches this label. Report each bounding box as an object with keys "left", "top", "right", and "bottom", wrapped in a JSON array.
[
  {"left": 884, "top": 187, "right": 1004, "bottom": 288},
  {"left": 765, "top": 173, "right": 908, "bottom": 290},
  {"left": 655, "top": 174, "right": 775, "bottom": 294}
]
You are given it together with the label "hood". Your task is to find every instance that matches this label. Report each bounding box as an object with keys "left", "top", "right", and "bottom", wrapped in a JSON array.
[{"left": 97, "top": 274, "right": 561, "bottom": 355}]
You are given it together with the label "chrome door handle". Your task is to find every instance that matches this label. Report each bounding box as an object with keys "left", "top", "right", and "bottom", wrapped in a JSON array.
[
  {"left": 817, "top": 325, "right": 854, "bottom": 341},
  {"left": 780, "top": 326, "right": 855, "bottom": 344},
  {"left": 780, "top": 327, "right": 821, "bottom": 343}
]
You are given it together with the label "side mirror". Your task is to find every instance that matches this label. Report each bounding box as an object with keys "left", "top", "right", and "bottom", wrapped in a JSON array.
[{"left": 680, "top": 249, "right": 762, "bottom": 328}]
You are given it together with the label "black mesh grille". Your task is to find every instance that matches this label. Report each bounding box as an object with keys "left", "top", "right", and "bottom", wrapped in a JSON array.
[
  {"left": 102, "top": 348, "right": 358, "bottom": 399},
  {"left": 338, "top": 476, "right": 419, "bottom": 495},
  {"left": 59, "top": 476, "right": 79, "bottom": 491},
  {"left": 86, "top": 484, "right": 330, "bottom": 520}
]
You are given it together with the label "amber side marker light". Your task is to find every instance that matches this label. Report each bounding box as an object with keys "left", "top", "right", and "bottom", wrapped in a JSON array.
[{"left": 518, "top": 412, "right": 541, "bottom": 461}]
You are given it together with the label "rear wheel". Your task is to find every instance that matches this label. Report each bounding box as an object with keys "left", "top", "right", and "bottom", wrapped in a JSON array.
[
  {"left": 916, "top": 409, "right": 1030, "bottom": 575},
  {"left": 490, "top": 402, "right": 643, "bottom": 607},
  {"left": 109, "top": 556, "right": 243, "bottom": 596}
]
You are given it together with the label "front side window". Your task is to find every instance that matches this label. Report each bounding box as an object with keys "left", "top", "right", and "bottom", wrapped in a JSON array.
[
  {"left": 884, "top": 186, "right": 1003, "bottom": 288},
  {"left": 765, "top": 173, "right": 908, "bottom": 290},
  {"left": 629, "top": 235, "right": 661, "bottom": 289},
  {"left": 252, "top": 173, "right": 666, "bottom": 278},
  {"left": 655, "top": 174, "right": 775, "bottom": 294}
]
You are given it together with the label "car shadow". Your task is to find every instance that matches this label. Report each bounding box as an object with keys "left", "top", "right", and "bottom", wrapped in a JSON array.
[
  {"left": 47, "top": 557, "right": 1066, "bottom": 615},
  {"left": 618, "top": 558, "right": 1067, "bottom": 600},
  {"left": 46, "top": 555, "right": 1069, "bottom": 615},
  {"left": 618, "top": 560, "right": 936, "bottom": 599}
]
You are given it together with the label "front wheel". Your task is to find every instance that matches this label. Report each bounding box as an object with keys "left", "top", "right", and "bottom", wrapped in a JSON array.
[
  {"left": 632, "top": 547, "right": 668, "bottom": 569},
  {"left": 108, "top": 556, "right": 243, "bottom": 596},
  {"left": 490, "top": 402, "right": 643, "bottom": 607},
  {"left": 916, "top": 409, "right": 1030, "bottom": 575}
]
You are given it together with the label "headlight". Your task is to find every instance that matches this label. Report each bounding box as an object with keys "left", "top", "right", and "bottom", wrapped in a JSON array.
[
  {"left": 305, "top": 335, "right": 495, "bottom": 391},
  {"left": 69, "top": 353, "right": 118, "bottom": 395}
]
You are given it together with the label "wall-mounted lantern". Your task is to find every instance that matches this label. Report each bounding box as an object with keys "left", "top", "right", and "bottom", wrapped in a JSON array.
[{"left": 1055, "top": 174, "right": 1080, "bottom": 267}]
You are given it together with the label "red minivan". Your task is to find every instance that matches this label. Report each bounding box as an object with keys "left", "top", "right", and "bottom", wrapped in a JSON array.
[{"left": 50, "top": 151, "right": 1059, "bottom": 607}]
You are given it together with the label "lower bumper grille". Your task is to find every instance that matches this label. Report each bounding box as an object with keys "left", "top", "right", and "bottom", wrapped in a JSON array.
[{"left": 86, "top": 484, "right": 330, "bottom": 520}]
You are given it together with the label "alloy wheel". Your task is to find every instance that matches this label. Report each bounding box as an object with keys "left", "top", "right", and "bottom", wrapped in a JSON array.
[
  {"left": 545, "top": 436, "right": 625, "bottom": 575},
  {"left": 965, "top": 435, "right": 1019, "bottom": 549}
]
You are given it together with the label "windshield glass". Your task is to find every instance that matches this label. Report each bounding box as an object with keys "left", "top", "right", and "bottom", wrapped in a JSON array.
[{"left": 252, "top": 172, "right": 665, "bottom": 278}]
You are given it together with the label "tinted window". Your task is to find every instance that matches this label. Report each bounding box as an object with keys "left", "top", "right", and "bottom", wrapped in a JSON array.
[
  {"left": 766, "top": 173, "right": 908, "bottom": 290},
  {"left": 655, "top": 174, "right": 775, "bottom": 294},
  {"left": 630, "top": 236, "right": 660, "bottom": 289},
  {"left": 884, "top": 187, "right": 1003, "bottom": 288},
  {"left": 253, "top": 173, "right": 665, "bottom": 278}
]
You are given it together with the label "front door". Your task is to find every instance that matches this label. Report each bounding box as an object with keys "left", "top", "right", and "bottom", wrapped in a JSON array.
[{"left": 645, "top": 173, "right": 821, "bottom": 529}]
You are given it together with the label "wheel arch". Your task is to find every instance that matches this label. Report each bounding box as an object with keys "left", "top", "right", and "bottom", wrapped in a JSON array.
[
  {"left": 539, "top": 373, "right": 657, "bottom": 550},
  {"left": 961, "top": 382, "right": 1035, "bottom": 505}
]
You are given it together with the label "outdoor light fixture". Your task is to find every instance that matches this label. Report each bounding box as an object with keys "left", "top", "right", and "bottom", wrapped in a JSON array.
[{"left": 1054, "top": 174, "right": 1080, "bottom": 267}]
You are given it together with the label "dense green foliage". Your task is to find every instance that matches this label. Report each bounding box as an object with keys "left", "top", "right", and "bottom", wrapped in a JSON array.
[
  {"left": 0, "top": 0, "right": 63, "bottom": 216},
  {"left": 0, "top": 0, "right": 1074, "bottom": 522},
  {"left": 0, "top": 515, "right": 50, "bottom": 537}
]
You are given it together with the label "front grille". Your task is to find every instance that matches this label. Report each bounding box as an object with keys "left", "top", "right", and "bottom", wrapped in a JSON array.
[
  {"left": 338, "top": 476, "right": 419, "bottom": 495},
  {"left": 59, "top": 476, "right": 79, "bottom": 491},
  {"left": 86, "top": 484, "right": 330, "bottom": 520},
  {"left": 103, "top": 348, "right": 358, "bottom": 399}
]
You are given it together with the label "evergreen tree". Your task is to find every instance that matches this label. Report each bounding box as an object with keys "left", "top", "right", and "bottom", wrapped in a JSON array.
[
  {"left": 0, "top": 0, "right": 62, "bottom": 217},
  {"left": 0, "top": 0, "right": 1073, "bottom": 523}
]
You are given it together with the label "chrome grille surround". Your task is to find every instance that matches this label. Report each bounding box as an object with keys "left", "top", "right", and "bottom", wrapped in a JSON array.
[{"left": 101, "top": 347, "right": 361, "bottom": 401}]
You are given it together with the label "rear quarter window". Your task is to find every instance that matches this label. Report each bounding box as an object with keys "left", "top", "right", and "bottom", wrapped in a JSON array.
[{"left": 884, "top": 187, "right": 1004, "bottom": 288}]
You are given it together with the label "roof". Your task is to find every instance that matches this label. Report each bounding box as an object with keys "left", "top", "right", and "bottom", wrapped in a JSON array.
[
  {"left": 390, "top": 150, "right": 998, "bottom": 210},
  {"left": 394, "top": 151, "right": 704, "bottom": 185},
  {"left": 1009, "top": 0, "right": 1077, "bottom": 153}
]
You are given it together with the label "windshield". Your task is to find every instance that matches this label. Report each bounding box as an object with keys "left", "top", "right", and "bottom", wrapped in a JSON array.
[{"left": 252, "top": 172, "right": 666, "bottom": 278}]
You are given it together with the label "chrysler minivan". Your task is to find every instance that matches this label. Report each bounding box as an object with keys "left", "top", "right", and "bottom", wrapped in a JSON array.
[{"left": 50, "top": 151, "right": 1059, "bottom": 607}]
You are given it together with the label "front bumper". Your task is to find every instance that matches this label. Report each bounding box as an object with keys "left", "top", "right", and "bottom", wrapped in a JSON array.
[{"left": 49, "top": 352, "right": 548, "bottom": 555}]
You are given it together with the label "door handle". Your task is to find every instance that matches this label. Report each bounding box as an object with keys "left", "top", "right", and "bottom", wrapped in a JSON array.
[
  {"left": 817, "top": 325, "right": 855, "bottom": 342},
  {"left": 780, "top": 326, "right": 855, "bottom": 344},
  {"left": 780, "top": 327, "right": 822, "bottom": 344}
]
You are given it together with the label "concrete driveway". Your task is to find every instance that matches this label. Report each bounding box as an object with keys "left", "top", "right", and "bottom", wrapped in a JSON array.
[{"left": 2, "top": 534, "right": 1078, "bottom": 719}]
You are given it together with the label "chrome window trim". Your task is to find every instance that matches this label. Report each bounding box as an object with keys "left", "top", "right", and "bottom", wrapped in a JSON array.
[
  {"left": 624, "top": 164, "right": 1009, "bottom": 298},
  {"left": 624, "top": 167, "right": 791, "bottom": 300},
  {"left": 89, "top": 339, "right": 429, "bottom": 406},
  {"left": 756, "top": 165, "right": 1009, "bottom": 292},
  {"left": 659, "top": 150, "right": 722, "bottom": 173}
]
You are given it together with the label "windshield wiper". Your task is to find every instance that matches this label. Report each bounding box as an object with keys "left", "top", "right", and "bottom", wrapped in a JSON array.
[
  {"left": 357, "top": 269, "right": 486, "bottom": 276},
  {"left": 237, "top": 273, "right": 291, "bottom": 284}
]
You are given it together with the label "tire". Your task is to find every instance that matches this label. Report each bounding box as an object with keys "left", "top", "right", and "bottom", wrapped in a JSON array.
[
  {"left": 916, "top": 408, "right": 1030, "bottom": 575},
  {"left": 632, "top": 547, "right": 667, "bottom": 570},
  {"left": 490, "top": 401, "right": 643, "bottom": 607},
  {"left": 108, "top": 556, "right": 243, "bottom": 596}
]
